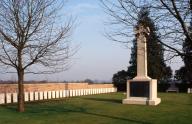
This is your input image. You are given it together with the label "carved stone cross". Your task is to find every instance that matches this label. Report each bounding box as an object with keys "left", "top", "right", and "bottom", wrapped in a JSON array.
[
  {"left": 122, "top": 24, "right": 161, "bottom": 106},
  {"left": 134, "top": 24, "right": 150, "bottom": 79}
]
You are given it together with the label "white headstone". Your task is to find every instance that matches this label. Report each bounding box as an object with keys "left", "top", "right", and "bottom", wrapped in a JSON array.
[
  {"left": 52, "top": 91, "right": 56, "bottom": 98},
  {"left": 75, "top": 90, "right": 77, "bottom": 96},
  {"left": 91, "top": 89, "right": 93, "bottom": 94},
  {"left": 88, "top": 89, "right": 90, "bottom": 95},
  {"left": 39, "top": 92, "right": 43, "bottom": 100},
  {"left": 72, "top": 90, "right": 75, "bottom": 96},
  {"left": 67, "top": 90, "right": 70, "bottom": 97},
  {"left": 84, "top": 89, "right": 87, "bottom": 95},
  {"left": 71, "top": 90, "right": 73, "bottom": 96},
  {"left": 79, "top": 89, "right": 81, "bottom": 95},
  {"left": 87, "top": 89, "right": 89, "bottom": 95},
  {"left": 83, "top": 89, "right": 85, "bottom": 95},
  {"left": 188, "top": 88, "right": 190, "bottom": 93},
  {"left": 29, "top": 92, "right": 34, "bottom": 101},
  {"left": 76, "top": 90, "right": 79, "bottom": 96},
  {"left": 63, "top": 90, "right": 66, "bottom": 97},
  {"left": 48, "top": 91, "right": 52, "bottom": 99},
  {"left": 90, "top": 89, "right": 92, "bottom": 94},
  {"left": 76, "top": 89, "right": 79, "bottom": 96},
  {"left": 44, "top": 91, "right": 48, "bottom": 99},
  {"left": 68, "top": 90, "right": 71, "bottom": 97},
  {"left": 13, "top": 93, "right": 18, "bottom": 103},
  {"left": 85, "top": 89, "right": 87, "bottom": 95},
  {"left": 0, "top": 93, "right": 5, "bottom": 104},
  {"left": 24, "top": 92, "right": 29, "bottom": 101},
  {"left": 56, "top": 91, "right": 59, "bottom": 98},
  {"left": 75, "top": 90, "right": 78, "bottom": 96},
  {"left": 73, "top": 90, "right": 75, "bottom": 96},
  {"left": 59, "top": 90, "right": 63, "bottom": 98},
  {"left": 96, "top": 89, "right": 99, "bottom": 94},
  {"left": 34, "top": 92, "right": 39, "bottom": 100},
  {"left": 6, "top": 93, "right": 12, "bottom": 103},
  {"left": 79, "top": 89, "right": 82, "bottom": 95}
]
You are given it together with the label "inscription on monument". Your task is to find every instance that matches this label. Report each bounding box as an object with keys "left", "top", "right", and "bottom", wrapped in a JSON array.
[{"left": 130, "top": 81, "right": 149, "bottom": 97}]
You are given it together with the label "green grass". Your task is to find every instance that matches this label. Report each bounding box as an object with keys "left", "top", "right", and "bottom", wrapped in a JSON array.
[{"left": 0, "top": 93, "right": 191, "bottom": 124}]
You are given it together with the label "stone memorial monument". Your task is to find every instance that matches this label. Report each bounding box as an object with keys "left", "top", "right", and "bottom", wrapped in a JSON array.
[{"left": 123, "top": 24, "right": 161, "bottom": 105}]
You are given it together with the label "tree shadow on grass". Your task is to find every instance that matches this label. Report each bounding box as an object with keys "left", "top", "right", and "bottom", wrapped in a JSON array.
[
  {"left": 80, "top": 110, "right": 151, "bottom": 124},
  {"left": 4, "top": 103, "right": 151, "bottom": 124},
  {"left": 82, "top": 97, "right": 122, "bottom": 104},
  {"left": 186, "top": 103, "right": 192, "bottom": 106}
]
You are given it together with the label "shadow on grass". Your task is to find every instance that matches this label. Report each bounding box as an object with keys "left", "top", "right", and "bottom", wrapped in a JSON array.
[
  {"left": 4, "top": 103, "right": 151, "bottom": 124},
  {"left": 81, "top": 110, "right": 151, "bottom": 124},
  {"left": 186, "top": 104, "right": 192, "bottom": 106},
  {"left": 82, "top": 97, "right": 122, "bottom": 104}
]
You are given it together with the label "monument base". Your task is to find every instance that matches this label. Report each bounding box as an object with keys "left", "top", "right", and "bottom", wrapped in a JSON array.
[
  {"left": 123, "top": 97, "right": 161, "bottom": 105},
  {"left": 122, "top": 77, "right": 161, "bottom": 106}
]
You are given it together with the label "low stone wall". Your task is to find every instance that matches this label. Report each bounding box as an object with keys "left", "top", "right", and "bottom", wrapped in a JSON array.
[
  {"left": 0, "top": 83, "right": 117, "bottom": 104},
  {"left": 0, "top": 82, "right": 115, "bottom": 93}
]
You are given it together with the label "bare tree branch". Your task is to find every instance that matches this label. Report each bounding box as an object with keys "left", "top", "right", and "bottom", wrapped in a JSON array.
[{"left": 101, "top": 0, "right": 192, "bottom": 58}]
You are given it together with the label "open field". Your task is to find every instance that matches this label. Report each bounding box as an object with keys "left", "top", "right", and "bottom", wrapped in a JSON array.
[{"left": 0, "top": 93, "right": 191, "bottom": 124}]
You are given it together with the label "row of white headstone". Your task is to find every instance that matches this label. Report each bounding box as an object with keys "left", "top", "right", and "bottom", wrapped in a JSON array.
[
  {"left": 0, "top": 88, "right": 117, "bottom": 104},
  {"left": 187, "top": 88, "right": 192, "bottom": 94}
]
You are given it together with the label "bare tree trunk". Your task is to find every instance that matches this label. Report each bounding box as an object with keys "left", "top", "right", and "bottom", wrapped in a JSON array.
[
  {"left": 187, "top": 62, "right": 192, "bottom": 84},
  {"left": 17, "top": 69, "right": 25, "bottom": 112},
  {"left": 17, "top": 48, "right": 25, "bottom": 112}
]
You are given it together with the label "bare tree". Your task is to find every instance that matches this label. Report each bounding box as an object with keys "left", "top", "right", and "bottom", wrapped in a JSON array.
[
  {"left": 101, "top": 0, "right": 192, "bottom": 59},
  {"left": 0, "top": 0, "right": 75, "bottom": 112}
]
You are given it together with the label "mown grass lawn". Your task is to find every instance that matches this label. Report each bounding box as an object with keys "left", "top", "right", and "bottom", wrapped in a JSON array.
[{"left": 0, "top": 93, "right": 191, "bottom": 124}]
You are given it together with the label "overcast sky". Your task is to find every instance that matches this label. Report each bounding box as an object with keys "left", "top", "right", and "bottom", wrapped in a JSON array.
[{"left": 0, "top": 0, "right": 183, "bottom": 82}]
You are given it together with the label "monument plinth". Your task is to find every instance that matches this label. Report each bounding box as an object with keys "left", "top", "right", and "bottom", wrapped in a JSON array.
[{"left": 123, "top": 24, "right": 161, "bottom": 105}]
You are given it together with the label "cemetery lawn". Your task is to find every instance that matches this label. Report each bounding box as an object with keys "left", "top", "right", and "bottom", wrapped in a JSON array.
[{"left": 0, "top": 93, "right": 191, "bottom": 124}]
